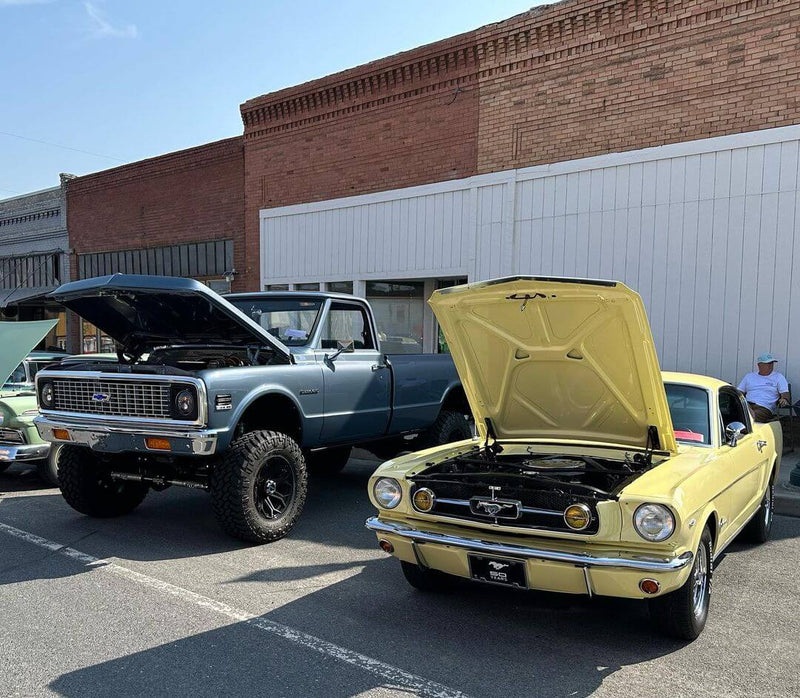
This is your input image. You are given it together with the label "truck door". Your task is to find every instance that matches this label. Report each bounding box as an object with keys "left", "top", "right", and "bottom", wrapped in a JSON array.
[{"left": 319, "top": 301, "right": 391, "bottom": 442}]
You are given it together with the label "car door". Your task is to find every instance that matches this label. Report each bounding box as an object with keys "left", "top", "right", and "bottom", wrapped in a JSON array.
[
  {"left": 318, "top": 300, "right": 391, "bottom": 443},
  {"left": 718, "top": 387, "right": 768, "bottom": 533}
]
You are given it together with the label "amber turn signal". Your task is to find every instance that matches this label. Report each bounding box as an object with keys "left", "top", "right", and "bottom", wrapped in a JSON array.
[
  {"left": 563, "top": 503, "right": 592, "bottom": 531},
  {"left": 639, "top": 579, "right": 661, "bottom": 595},
  {"left": 378, "top": 539, "right": 394, "bottom": 554},
  {"left": 412, "top": 488, "right": 436, "bottom": 512},
  {"left": 145, "top": 437, "right": 171, "bottom": 451},
  {"left": 52, "top": 428, "right": 70, "bottom": 441}
]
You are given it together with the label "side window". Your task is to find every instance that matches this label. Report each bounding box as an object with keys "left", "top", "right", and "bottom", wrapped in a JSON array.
[
  {"left": 320, "top": 303, "right": 374, "bottom": 350},
  {"left": 719, "top": 389, "right": 750, "bottom": 434}
]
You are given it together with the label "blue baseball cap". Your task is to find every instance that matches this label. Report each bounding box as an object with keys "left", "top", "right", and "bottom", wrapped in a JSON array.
[{"left": 757, "top": 352, "right": 777, "bottom": 363}]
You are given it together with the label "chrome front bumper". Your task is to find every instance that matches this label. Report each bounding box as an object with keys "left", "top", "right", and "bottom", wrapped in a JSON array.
[
  {"left": 366, "top": 517, "right": 694, "bottom": 573},
  {"left": 34, "top": 416, "right": 220, "bottom": 456},
  {"left": 0, "top": 443, "right": 50, "bottom": 462}
]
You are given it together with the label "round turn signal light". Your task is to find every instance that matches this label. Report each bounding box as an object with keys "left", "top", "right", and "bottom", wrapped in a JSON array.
[
  {"left": 639, "top": 579, "right": 661, "bottom": 595},
  {"left": 412, "top": 488, "right": 436, "bottom": 512},
  {"left": 564, "top": 503, "right": 592, "bottom": 531}
]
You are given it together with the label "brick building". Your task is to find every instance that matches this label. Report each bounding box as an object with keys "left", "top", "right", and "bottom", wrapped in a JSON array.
[
  {"left": 66, "top": 137, "right": 244, "bottom": 351},
  {"left": 241, "top": 0, "right": 800, "bottom": 381}
]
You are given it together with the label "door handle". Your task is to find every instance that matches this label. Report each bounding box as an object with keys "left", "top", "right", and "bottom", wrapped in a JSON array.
[{"left": 371, "top": 364, "right": 387, "bottom": 371}]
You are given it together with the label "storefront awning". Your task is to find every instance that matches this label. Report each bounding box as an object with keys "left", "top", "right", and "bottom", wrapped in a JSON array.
[{"left": 0, "top": 286, "right": 56, "bottom": 308}]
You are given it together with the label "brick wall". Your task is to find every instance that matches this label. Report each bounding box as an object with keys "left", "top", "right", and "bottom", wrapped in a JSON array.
[
  {"left": 67, "top": 137, "right": 245, "bottom": 286},
  {"left": 241, "top": 0, "right": 800, "bottom": 289}
]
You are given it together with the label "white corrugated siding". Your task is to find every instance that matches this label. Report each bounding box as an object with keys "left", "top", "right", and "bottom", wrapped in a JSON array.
[{"left": 261, "top": 125, "right": 800, "bottom": 384}]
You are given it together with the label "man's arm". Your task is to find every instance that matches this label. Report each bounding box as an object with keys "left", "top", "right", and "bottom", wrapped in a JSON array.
[{"left": 778, "top": 374, "right": 790, "bottom": 407}]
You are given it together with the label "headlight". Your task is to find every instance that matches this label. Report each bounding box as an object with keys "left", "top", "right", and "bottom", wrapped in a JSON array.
[
  {"left": 40, "top": 382, "right": 54, "bottom": 408},
  {"left": 373, "top": 477, "right": 402, "bottom": 509},
  {"left": 175, "top": 389, "right": 195, "bottom": 417},
  {"left": 633, "top": 503, "right": 675, "bottom": 542}
]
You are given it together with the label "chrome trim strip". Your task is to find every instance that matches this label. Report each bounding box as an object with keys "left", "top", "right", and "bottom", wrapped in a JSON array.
[
  {"left": 436, "top": 497, "right": 564, "bottom": 517},
  {"left": 36, "top": 370, "right": 208, "bottom": 427},
  {"left": 0, "top": 443, "right": 50, "bottom": 462},
  {"left": 366, "top": 517, "right": 694, "bottom": 572}
]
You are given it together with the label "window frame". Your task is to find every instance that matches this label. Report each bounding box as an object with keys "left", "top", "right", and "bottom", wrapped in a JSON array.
[
  {"left": 718, "top": 386, "right": 753, "bottom": 445},
  {"left": 316, "top": 299, "right": 379, "bottom": 353},
  {"left": 664, "top": 381, "right": 715, "bottom": 448}
]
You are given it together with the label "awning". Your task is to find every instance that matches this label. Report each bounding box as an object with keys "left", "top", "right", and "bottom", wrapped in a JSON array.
[{"left": 0, "top": 286, "right": 56, "bottom": 308}]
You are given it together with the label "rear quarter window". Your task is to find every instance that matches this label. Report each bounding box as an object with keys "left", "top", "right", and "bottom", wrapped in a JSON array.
[{"left": 665, "top": 383, "right": 711, "bottom": 445}]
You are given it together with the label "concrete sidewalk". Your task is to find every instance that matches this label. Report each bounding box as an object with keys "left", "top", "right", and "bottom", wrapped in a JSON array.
[{"left": 777, "top": 449, "right": 800, "bottom": 517}]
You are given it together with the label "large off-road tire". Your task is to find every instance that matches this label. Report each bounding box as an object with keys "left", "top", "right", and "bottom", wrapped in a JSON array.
[
  {"left": 305, "top": 445, "right": 352, "bottom": 476},
  {"left": 400, "top": 561, "right": 455, "bottom": 592},
  {"left": 649, "top": 527, "right": 713, "bottom": 641},
  {"left": 58, "top": 445, "right": 149, "bottom": 518},
  {"left": 36, "top": 443, "right": 63, "bottom": 487},
  {"left": 210, "top": 430, "right": 307, "bottom": 544},
  {"left": 419, "top": 410, "right": 472, "bottom": 450},
  {"left": 741, "top": 477, "right": 775, "bottom": 544}
]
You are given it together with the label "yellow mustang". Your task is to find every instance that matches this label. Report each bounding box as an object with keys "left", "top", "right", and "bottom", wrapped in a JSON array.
[{"left": 366, "top": 277, "right": 781, "bottom": 640}]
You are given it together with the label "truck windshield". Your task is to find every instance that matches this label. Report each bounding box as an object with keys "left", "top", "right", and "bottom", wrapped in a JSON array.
[{"left": 229, "top": 298, "right": 322, "bottom": 346}]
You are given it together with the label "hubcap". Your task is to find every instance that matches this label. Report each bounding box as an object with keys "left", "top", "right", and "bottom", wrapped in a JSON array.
[
  {"left": 764, "top": 485, "right": 773, "bottom": 527},
  {"left": 253, "top": 455, "right": 295, "bottom": 520},
  {"left": 692, "top": 543, "right": 709, "bottom": 619}
]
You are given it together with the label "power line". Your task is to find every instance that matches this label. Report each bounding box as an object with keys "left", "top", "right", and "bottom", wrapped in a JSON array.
[{"left": 0, "top": 130, "right": 126, "bottom": 163}]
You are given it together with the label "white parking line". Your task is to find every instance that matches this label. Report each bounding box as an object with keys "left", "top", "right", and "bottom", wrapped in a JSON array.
[{"left": 0, "top": 522, "right": 469, "bottom": 698}]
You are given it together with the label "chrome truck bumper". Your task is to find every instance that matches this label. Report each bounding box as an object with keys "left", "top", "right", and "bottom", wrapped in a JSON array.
[
  {"left": 0, "top": 443, "right": 50, "bottom": 462},
  {"left": 366, "top": 517, "right": 694, "bottom": 573},
  {"left": 34, "top": 416, "right": 219, "bottom": 456}
]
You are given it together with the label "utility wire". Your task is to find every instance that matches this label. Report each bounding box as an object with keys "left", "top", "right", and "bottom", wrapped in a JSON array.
[{"left": 0, "top": 130, "right": 125, "bottom": 163}]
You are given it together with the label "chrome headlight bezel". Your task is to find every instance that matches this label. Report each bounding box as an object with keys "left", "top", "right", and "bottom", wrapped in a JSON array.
[
  {"left": 40, "top": 382, "right": 54, "bottom": 409},
  {"left": 373, "top": 477, "right": 402, "bottom": 509},
  {"left": 633, "top": 503, "right": 676, "bottom": 542}
]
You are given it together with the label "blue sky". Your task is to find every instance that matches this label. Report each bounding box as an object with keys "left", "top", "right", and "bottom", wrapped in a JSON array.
[{"left": 0, "top": 0, "right": 553, "bottom": 198}]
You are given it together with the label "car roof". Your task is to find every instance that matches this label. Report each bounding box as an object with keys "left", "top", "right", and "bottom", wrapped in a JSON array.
[
  {"left": 662, "top": 371, "right": 731, "bottom": 391},
  {"left": 226, "top": 291, "right": 366, "bottom": 303},
  {"left": 27, "top": 351, "right": 68, "bottom": 360}
]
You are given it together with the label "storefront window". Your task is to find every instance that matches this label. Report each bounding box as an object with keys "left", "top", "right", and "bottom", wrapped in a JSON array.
[
  {"left": 327, "top": 281, "right": 353, "bottom": 295},
  {"left": 81, "top": 321, "right": 115, "bottom": 354},
  {"left": 265, "top": 284, "right": 290, "bottom": 291},
  {"left": 295, "top": 282, "right": 320, "bottom": 291},
  {"left": 366, "top": 281, "right": 424, "bottom": 354}
]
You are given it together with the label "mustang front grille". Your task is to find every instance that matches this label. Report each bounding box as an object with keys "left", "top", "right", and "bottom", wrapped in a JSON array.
[
  {"left": 51, "top": 378, "right": 174, "bottom": 420},
  {"left": 0, "top": 428, "right": 25, "bottom": 444}
]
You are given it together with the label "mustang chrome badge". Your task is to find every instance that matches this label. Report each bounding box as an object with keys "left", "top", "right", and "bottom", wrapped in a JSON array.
[
  {"left": 91, "top": 393, "right": 110, "bottom": 403},
  {"left": 470, "top": 486, "right": 522, "bottom": 520}
]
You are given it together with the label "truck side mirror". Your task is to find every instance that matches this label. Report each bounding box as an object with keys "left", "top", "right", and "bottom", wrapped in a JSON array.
[
  {"left": 328, "top": 339, "right": 355, "bottom": 361},
  {"left": 725, "top": 421, "right": 747, "bottom": 447}
]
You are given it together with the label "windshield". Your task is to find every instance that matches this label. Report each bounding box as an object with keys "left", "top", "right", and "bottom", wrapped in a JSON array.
[
  {"left": 228, "top": 298, "right": 322, "bottom": 346},
  {"left": 2, "top": 361, "right": 28, "bottom": 390},
  {"left": 665, "top": 383, "right": 711, "bottom": 445}
]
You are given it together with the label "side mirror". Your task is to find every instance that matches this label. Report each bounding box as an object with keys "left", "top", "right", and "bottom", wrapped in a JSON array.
[
  {"left": 328, "top": 339, "right": 355, "bottom": 361},
  {"left": 725, "top": 421, "right": 747, "bottom": 447}
]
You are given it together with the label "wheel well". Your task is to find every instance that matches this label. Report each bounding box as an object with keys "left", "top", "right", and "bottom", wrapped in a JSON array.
[
  {"left": 705, "top": 512, "right": 719, "bottom": 550},
  {"left": 235, "top": 393, "right": 303, "bottom": 444},
  {"left": 442, "top": 386, "right": 471, "bottom": 418},
  {"left": 770, "top": 458, "right": 779, "bottom": 484}
]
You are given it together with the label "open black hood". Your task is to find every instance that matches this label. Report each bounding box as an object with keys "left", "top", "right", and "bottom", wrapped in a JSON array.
[{"left": 51, "top": 274, "right": 290, "bottom": 360}]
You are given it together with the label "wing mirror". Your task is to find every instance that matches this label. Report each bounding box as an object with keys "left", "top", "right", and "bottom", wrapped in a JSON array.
[
  {"left": 327, "top": 339, "right": 355, "bottom": 361},
  {"left": 725, "top": 421, "right": 747, "bottom": 447}
]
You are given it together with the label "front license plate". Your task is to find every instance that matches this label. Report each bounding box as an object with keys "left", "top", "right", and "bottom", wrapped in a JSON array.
[{"left": 468, "top": 554, "right": 527, "bottom": 588}]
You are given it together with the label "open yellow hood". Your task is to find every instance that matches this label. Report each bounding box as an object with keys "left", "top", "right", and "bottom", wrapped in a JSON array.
[{"left": 429, "top": 277, "right": 677, "bottom": 454}]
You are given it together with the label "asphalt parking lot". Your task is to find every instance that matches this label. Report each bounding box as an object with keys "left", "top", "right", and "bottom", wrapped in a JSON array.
[{"left": 1, "top": 453, "right": 799, "bottom": 698}]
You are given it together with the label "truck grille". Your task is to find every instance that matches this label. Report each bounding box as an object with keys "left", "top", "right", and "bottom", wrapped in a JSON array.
[
  {"left": 0, "top": 428, "right": 25, "bottom": 444},
  {"left": 52, "top": 378, "right": 173, "bottom": 420}
]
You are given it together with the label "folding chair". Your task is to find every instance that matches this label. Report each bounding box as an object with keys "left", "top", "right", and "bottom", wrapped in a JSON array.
[{"left": 778, "top": 383, "right": 795, "bottom": 454}]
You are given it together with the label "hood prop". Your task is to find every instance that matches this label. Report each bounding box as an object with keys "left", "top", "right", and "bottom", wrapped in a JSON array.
[{"left": 482, "top": 418, "right": 504, "bottom": 459}]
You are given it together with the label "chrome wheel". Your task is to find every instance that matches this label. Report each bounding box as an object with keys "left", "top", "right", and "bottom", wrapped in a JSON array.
[
  {"left": 253, "top": 455, "right": 296, "bottom": 520},
  {"left": 692, "top": 542, "right": 709, "bottom": 619},
  {"left": 764, "top": 485, "right": 773, "bottom": 528}
]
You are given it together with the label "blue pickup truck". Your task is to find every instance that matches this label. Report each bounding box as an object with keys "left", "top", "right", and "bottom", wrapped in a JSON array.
[{"left": 34, "top": 275, "right": 471, "bottom": 543}]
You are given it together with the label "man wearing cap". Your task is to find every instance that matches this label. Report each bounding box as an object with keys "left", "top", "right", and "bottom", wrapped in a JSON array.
[{"left": 737, "top": 353, "right": 790, "bottom": 422}]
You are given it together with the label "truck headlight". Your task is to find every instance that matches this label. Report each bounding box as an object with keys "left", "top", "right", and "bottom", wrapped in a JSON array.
[
  {"left": 633, "top": 503, "right": 675, "bottom": 542},
  {"left": 175, "top": 389, "right": 196, "bottom": 417},
  {"left": 373, "top": 478, "right": 402, "bottom": 509},
  {"left": 40, "top": 382, "right": 54, "bottom": 408}
]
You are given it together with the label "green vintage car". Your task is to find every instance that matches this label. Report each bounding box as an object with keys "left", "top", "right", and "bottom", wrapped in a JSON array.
[{"left": 0, "top": 320, "right": 66, "bottom": 486}]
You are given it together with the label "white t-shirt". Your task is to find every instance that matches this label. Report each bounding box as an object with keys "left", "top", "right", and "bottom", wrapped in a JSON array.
[{"left": 737, "top": 371, "right": 789, "bottom": 413}]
